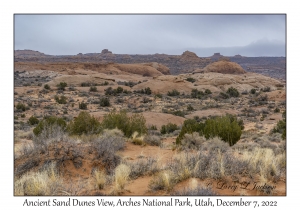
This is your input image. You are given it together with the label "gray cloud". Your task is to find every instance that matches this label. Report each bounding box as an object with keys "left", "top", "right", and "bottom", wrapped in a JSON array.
[{"left": 14, "top": 14, "right": 286, "bottom": 56}]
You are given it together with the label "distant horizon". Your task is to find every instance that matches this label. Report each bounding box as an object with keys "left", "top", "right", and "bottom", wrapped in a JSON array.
[{"left": 14, "top": 48, "right": 286, "bottom": 58}]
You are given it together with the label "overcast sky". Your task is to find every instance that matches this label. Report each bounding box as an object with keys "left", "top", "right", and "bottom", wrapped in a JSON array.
[{"left": 14, "top": 14, "right": 286, "bottom": 57}]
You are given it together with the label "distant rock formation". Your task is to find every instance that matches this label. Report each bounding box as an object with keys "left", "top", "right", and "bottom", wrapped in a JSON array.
[
  {"left": 101, "top": 49, "right": 112, "bottom": 54},
  {"left": 179, "top": 50, "right": 202, "bottom": 63},
  {"left": 193, "top": 60, "right": 246, "bottom": 74}
]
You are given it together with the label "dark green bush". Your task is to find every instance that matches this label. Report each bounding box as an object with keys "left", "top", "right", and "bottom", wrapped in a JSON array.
[
  {"left": 16, "top": 103, "right": 26, "bottom": 112},
  {"left": 116, "top": 86, "right": 123, "bottom": 94},
  {"left": 171, "top": 110, "right": 185, "bottom": 117},
  {"left": 44, "top": 84, "right": 50, "bottom": 90},
  {"left": 105, "top": 87, "right": 124, "bottom": 95},
  {"left": 144, "top": 87, "right": 152, "bottom": 95},
  {"left": 28, "top": 116, "right": 39, "bottom": 125},
  {"left": 89, "top": 86, "right": 97, "bottom": 92},
  {"left": 136, "top": 87, "right": 152, "bottom": 95},
  {"left": 160, "top": 123, "right": 179, "bottom": 134},
  {"left": 101, "top": 110, "right": 147, "bottom": 138},
  {"left": 100, "top": 97, "right": 110, "bottom": 107},
  {"left": 54, "top": 95, "right": 67, "bottom": 104},
  {"left": 219, "top": 92, "right": 229, "bottom": 99},
  {"left": 155, "top": 93, "right": 162, "bottom": 98},
  {"left": 191, "top": 89, "right": 205, "bottom": 99},
  {"left": 186, "top": 77, "right": 196, "bottom": 83},
  {"left": 205, "top": 89, "right": 212, "bottom": 94},
  {"left": 57, "top": 82, "right": 67, "bottom": 91},
  {"left": 33, "top": 116, "right": 67, "bottom": 136},
  {"left": 250, "top": 89, "right": 256, "bottom": 94},
  {"left": 271, "top": 110, "right": 286, "bottom": 140},
  {"left": 176, "top": 115, "right": 243, "bottom": 146},
  {"left": 176, "top": 119, "right": 205, "bottom": 144},
  {"left": 79, "top": 102, "right": 88, "bottom": 110},
  {"left": 67, "top": 111, "right": 101, "bottom": 135},
  {"left": 274, "top": 107, "right": 280, "bottom": 113},
  {"left": 226, "top": 87, "right": 239, "bottom": 97},
  {"left": 203, "top": 115, "right": 242, "bottom": 146},
  {"left": 167, "top": 89, "right": 180, "bottom": 96}
]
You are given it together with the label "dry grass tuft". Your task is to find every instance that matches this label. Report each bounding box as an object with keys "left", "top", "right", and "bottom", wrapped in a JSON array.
[
  {"left": 113, "top": 164, "right": 131, "bottom": 194},
  {"left": 15, "top": 162, "right": 62, "bottom": 195},
  {"left": 93, "top": 169, "right": 107, "bottom": 190}
]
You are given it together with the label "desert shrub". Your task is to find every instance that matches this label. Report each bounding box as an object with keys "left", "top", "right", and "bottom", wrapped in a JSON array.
[
  {"left": 100, "top": 81, "right": 109, "bottom": 86},
  {"left": 200, "top": 137, "right": 230, "bottom": 154},
  {"left": 176, "top": 119, "right": 205, "bottom": 144},
  {"left": 89, "top": 86, "right": 97, "bottom": 92},
  {"left": 250, "top": 89, "right": 256, "bottom": 94},
  {"left": 100, "top": 97, "right": 110, "bottom": 107},
  {"left": 101, "top": 110, "right": 147, "bottom": 138},
  {"left": 226, "top": 87, "right": 239, "bottom": 97},
  {"left": 21, "top": 114, "right": 25, "bottom": 118},
  {"left": 14, "top": 162, "right": 62, "bottom": 195},
  {"left": 144, "top": 87, "right": 152, "bottom": 95},
  {"left": 148, "top": 125, "right": 157, "bottom": 130},
  {"left": 27, "top": 116, "right": 39, "bottom": 125},
  {"left": 177, "top": 115, "right": 242, "bottom": 146},
  {"left": 126, "top": 157, "right": 159, "bottom": 179},
  {"left": 261, "top": 86, "right": 271, "bottom": 92},
  {"left": 124, "top": 81, "right": 135, "bottom": 87},
  {"left": 186, "top": 77, "right": 196, "bottom": 83},
  {"left": 181, "top": 132, "right": 206, "bottom": 150},
  {"left": 204, "top": 115, "right": 242, "bottom": 146},
  {"left": 33, "top": 116, "right": 67, "bottom": 136},
  {"left": 205, "top": 89, "right": 212, "bottom": 94},
  {"left": 167, "top": 89, "right": 180, "bottom": 96},
  {"left": 79, "top": 102, "right": 87, "bottom": 110},
  {"left": 274, "top": 107, "right": 280, "bottom": 113},
  {"left": 143, "top": 135, "right": 162, "bottom": 146},
  {"left": 191, "top": 89, "right": 205, "bottom": 99},
  {"left": 16, "top": 103, "right": 26, "bottom": 112},
  {"left": 67, "top": 111, "right": 101, "bottom": 135},
  {"left": 271, "top": 119, "right": 286, "bottom": 140},
  {"left": 171, "top": 110, "right": 185, "bottom": 117},
  {"left": 171, "top": 186, "right": 218, "bottom": 196},
  {"left": 135, "top": 87, "right": 152, "bottom": 95},
  {"left": 54, "top": 95, "right": 67, "bottom": 104},
  {"left": 44, "top": 84, "right": 50, "bottom": 90},
  {"left": 105, "top": 87, "right": 124, "bottom": 95},
  {"left": 92, "top": 129, "right": 125, "bottom": 173},
  {"left": 116, "top": 86, "right": 123, "bottom": 94},
  {"left": 148, "top": 170, "right": 176, "bottom": 191},
  {"left": 219, "top": 92, "right": 229, "bottom": 99},
  {"left": 187, "top": 104, "right": 194, "bottom": 111},
  {"left": 161, "top": 123, "right": 179, "bottom": 134},
  {"left": 57, "top": 82, "right": 67, "bottom": 91},
  {"left": 155, "top": 93, "right": 162, "bottom": 98}
]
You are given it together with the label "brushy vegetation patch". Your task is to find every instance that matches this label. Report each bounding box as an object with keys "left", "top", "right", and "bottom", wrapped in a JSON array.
[
  {"left": 15, "top": 162, "right": 62, "bottom": 195},
  {"left": 167, "top": 89, "right": 180, "bottom": 97},
  {"left": 161, "top": 123, "right": 179, "bottom": 134},
  {"left": 33, "top": 116, "right": 67, "bottom": 137},
  {"left": 54, "top": 95, "right": 67, "bottom": 104},
  {"left": 101, "top": 110, "right": 147, "bottom": 138},
  {"left": 67, "top": 111, "right": 101, "bottom": 135},
  {"left": 226, "top": 87, "right": 240, "bottom": 97},
  {"left": 57, "top": 82, "right": 67, "bottom": 91},
  {"left": 176, "top": 115, "right": 243, "bottom": 146}
]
